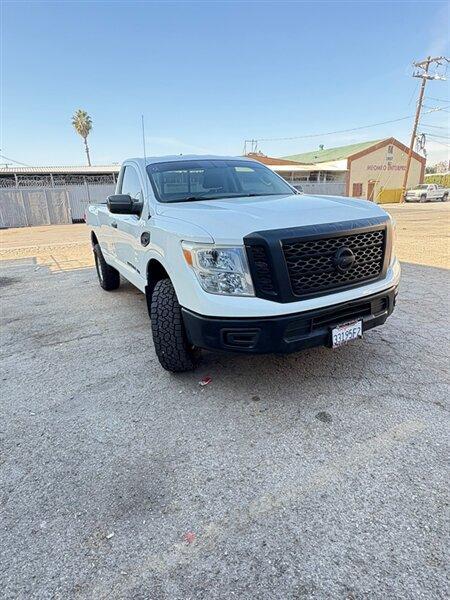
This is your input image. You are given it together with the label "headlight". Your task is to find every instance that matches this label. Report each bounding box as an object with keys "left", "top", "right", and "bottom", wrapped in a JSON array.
[{"left": 182, "top": 243, "right": 255, "bottom": 296}]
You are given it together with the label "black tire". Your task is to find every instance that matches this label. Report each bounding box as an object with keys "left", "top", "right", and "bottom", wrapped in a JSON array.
[
  {"left": 442, "top": 193, "right": 448, "bottom": 202},
  {"left": 150, "top": 279, "right": 199, "bottom": 372},
  {"left": 420, "top": 194, "right": 427, "bottom": 203},
  {"left": 93, "top": 244, "right": 120, "bottom": 291}
]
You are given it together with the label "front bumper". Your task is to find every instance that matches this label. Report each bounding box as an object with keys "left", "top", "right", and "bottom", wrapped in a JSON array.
[{"left": 182, "top": 286, "right": 398, "bottom": 354}]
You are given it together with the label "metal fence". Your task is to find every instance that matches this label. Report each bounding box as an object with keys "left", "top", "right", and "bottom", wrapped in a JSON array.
[
  {"left": 0, "top": 183, "right": 115, "bottom": 228},
  {"left": 292, "top": 182, "right": 346, "bottom": 196},
  {"left": 0, "top": 174, "right": 117, "bottom": 188},
  {"left": 0, "top": 181, "right": 347, "bottom": 229},
  {"left": 66, "top": 183, "right": 115, "bottom": 221},
  {"left": 0, "top": 188, "right": 71, "bottom": 228}
]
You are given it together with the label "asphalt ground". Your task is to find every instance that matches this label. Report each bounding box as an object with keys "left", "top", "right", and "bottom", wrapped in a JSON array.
[{"left": 1, "top": 203, "right": 449, "bottom": 599}]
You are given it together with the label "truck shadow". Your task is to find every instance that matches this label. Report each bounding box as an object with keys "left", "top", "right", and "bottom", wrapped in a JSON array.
[
  {"left": 183, "top": 261, "right": 449, "bottom": 403},
  {"left": 77, "top": 260, "right": 442, "bottom": 403}
]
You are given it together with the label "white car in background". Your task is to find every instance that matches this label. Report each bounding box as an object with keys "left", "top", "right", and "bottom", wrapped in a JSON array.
[{"left": 405, "top": 183, "right": 449, "bottom": 203}]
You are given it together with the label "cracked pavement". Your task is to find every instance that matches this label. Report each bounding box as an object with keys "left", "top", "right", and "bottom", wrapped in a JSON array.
[{"left": 0, "top": 204, "right": 449, "bottom": 599}]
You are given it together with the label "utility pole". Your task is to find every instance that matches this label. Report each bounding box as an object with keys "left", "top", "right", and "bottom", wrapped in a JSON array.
[
  {"left": 401, "top": 55, "right": 448, "bottom": 201},
  {"left": 243, "top": 139, "right": 258, "bottom": 155}
]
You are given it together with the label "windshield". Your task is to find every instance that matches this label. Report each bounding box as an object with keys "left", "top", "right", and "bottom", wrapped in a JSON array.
[
  {"left": 416, "top": 185, "right": 428, "bottom": 189},
  {"left": 146, "top": 159, "right": 294, "bottom": 203}
]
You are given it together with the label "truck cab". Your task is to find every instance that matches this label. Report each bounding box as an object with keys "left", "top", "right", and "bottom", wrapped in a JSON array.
[{"left": 87, "top": 155, "right": 400, "bottom": 372}]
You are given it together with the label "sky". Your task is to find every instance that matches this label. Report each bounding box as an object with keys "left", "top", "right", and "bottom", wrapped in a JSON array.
[{"left": 2, "top": 0, "right": 449, "bottom": 167}]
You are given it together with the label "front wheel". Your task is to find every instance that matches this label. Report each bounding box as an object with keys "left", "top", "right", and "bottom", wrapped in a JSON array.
[
  {"left": 150, "top": 279, "right": 199, "bottom": 372},
  {"left": 420, "top": 194, "right": 427, "bottom": 203},
  {"left": 442, "top": 193, "right": 448, "bottom": 202}
]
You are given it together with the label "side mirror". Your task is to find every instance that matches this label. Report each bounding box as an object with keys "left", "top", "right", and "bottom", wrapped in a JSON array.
[{"left": 107, "top": 194, "right": 143, "bottom": 215}]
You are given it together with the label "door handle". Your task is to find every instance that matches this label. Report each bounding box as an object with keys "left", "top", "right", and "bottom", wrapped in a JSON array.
[{"left": 111, "top": 221, "right": 117, "bottom": 228}]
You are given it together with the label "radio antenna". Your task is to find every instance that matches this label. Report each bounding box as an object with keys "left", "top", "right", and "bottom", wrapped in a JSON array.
[
  {"left": 141, "top": 114, "right": 150, "bottom": 208},
  {"left": 141, "top": 114, "right": 147, "bottom": 163}
]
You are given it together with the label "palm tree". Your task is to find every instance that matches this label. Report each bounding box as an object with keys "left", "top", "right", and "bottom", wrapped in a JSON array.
[{"left": 72, "top": 109, "right": 93, "bottom": 166}]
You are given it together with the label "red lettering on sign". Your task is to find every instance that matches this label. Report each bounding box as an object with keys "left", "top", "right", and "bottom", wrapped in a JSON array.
[{"left": 367, "top": 164, "right": 406, "bottom": 171}]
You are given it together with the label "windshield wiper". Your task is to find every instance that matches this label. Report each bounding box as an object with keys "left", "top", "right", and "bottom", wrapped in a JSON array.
[
  {"left": 241, "top": 193, "right": 287, "bottom": 197},
  {"left": 173, "top": 192, "right": 287, "bottom": 203},
  {"left": 183, "top": 193, "right": 265, "bottom": 201},
  {"left": 181, "top": 196, "right": 218, "bottom": 202}
]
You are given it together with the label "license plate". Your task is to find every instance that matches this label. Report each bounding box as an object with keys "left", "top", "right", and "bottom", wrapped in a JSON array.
[{"left": 332, "top": 320, "right": 362, "bottom": 348}]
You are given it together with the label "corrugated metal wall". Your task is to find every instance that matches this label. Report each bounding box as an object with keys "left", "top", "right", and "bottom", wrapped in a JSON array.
[
  {"left": 292, "top": 182, "right": 346, "bottom": 196},
  {"left": 1, "top": 182, "right": 347, "bottom": 228},
  {"left": 0, "top": 188, "right": 71, "bottom": 228},
  {"left": 66, "top": 183, "right": 115, "bottom": 221},
  {"left": 0, "top": 184, "right": 115, "bottom": 228}
]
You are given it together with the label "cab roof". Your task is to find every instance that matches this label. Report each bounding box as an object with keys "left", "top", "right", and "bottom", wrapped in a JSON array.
[{"left": 126, "top": 155, "right": 256, "bottom": 167}]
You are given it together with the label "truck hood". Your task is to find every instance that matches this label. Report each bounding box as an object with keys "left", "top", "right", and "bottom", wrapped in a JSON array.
[{"left": 156, "top": 193, "right": 388, "bottom": 244}]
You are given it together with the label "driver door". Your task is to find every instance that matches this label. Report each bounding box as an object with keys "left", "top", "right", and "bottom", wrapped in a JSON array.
[{"left": 113, "top": 164, "right": 147, "bottom": 287}]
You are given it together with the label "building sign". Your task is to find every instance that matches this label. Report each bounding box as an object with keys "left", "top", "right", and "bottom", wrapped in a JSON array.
[
  {"left": 366, "top": 144, "right": 406, "bottom": 171},
  {"left": 386, "top": 144, "right": 394, "bottom": 163},
  {"left": 367, "top": 164, "right": 406, "bottom": 171}
]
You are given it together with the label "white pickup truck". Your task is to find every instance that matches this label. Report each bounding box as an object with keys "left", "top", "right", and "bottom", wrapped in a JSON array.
[
  {"left": 405, "top": 183, "right": 449, "bottom": 202},
  {"left": 87, "top": 156, "right": 400, "bottom": 372}
]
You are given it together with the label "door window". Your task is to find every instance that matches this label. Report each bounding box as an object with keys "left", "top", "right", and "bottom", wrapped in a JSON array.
[
  {"left": 118, "top": 165, "right": 143, "bottom": 216},
  {"left": 120, "top": 166, "right": 143, "bottom": 201}
]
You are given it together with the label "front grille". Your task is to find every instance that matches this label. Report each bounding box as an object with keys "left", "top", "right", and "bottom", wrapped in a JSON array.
[
  {"left": 246, "top": 245, "right": 277, "bottom": 296},
  {"left": 283, "top": 229, "right": 386, "bottom": 297}
]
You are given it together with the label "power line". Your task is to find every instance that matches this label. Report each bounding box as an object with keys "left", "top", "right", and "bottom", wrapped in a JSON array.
[
  {"left": 423, "top": 104, "right": 448, "bottom": 110},
  {"left": 407, "top": 80, "right": 420, "bottom": 106},
  {"left": 425, "top": 96, "right": 449, "bottom": 102},
  {"left": 0, "top": 154, "right": 31, "bottom": 167},
  {"left": 426, "top": 136, "right": 450, "bottom": 148},
  {"left": 420, "top": 123, "right": 449, "bottom": 130},
  {"left": 251, "top": 116, "right": 413, "bottom": 143},
  {"left": 244, "top": 106, "right": 449, "bottom": 146},
  {"left": 420, "top": 132, "right": 450, "bottom": 139}
]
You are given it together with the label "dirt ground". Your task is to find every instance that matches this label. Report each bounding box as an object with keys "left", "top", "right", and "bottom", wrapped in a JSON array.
[
  {"left": 0, "top": 224, "right": 93, "bottom": 272},
  {"left": 1, "top": 202, "right": 448, "bottom": 271},
  {"left": 1, "top": 202, "right": 449, "bottom": 599},
  {"left": 387, "top": 203, "right": 450, "bottom": 269}
]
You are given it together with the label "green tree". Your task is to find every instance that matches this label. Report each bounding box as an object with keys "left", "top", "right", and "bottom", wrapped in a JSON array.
[{"left": 72, "top": 109, "right": 93, "bottom": 166}]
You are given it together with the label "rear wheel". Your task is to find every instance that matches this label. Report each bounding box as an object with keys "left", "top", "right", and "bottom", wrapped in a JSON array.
[
  {"left": 93, "top": 244, "right": 120, "bottom": 290},
  {"left": 150, "top": 279, "right": 199, "bottom": 372},
  {"left": 442, "top": 193, "right": 448, "bottom": 202},
  {"left": 420, "top": 194, "right": 427, "bottom": 203}
]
